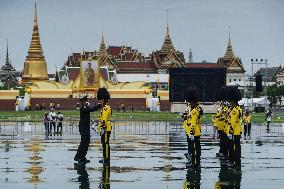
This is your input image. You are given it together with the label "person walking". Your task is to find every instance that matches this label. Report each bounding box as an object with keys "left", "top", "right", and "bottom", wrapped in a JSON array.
[
  {"left": 57, "top": 112, "right": 64, "bottom": 135},
  {"left": 74, "top": 96, "right": 102, "bottom": 163},
  {"left": 97, "top": 88, "right": 112, "bottom": 165},
  {"left": 49, "top": 108, "right": 57, "bottom": 135},
  {"left": 243, "top": 111, "right": 251, "bottom": 140},
  {"left": 266, "top": 109, "right": 272, "bottom": 132}
]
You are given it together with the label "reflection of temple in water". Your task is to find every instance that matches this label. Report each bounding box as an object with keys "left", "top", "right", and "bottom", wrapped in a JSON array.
[{"left": 24, "top": 138, "right": 45, "bottom": 186}]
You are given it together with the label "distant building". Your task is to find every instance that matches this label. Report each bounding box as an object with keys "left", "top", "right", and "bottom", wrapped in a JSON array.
[
  {"left": 0, "top": 40, "right": 20, "bottom": 89},
  {"left": 217, "top": 31, "right": 245, "bottom": 86},
  {"left": 255, "top": 66, "right": 281, "bottom": 86}
]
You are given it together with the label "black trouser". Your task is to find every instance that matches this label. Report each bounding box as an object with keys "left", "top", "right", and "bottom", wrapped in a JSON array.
[
  {"left": 244, "top": 123, "right": 251, "bottom": 138},
  {"left": 267, "top": 121, "right": 270, "bottom": 132},
  {"left": 228, "top": 135, "right": 234, "bottom": 162},
  {"left": 44, "top": 122, "right": 49, "bottom": 137},
  {"left": 191, "top": 136, "right": 201, "bottom": 166},
  {"left": 101, "top": 131, "right": 111, "bottom": 162},
  {"left": 50, "top": 121, "right": 56, "bottom": 133},
  {"left": 75, "top": 128, "right": 90, "bottom": 160},
  {"left": 223, "top": 135, "right": 229, "bottom": 159},
  {"left": 57, "top": 122, "right": 63, "bottom": 133},
  {"left": 186, "top": 135, "right": 193, "bottom": 156},
  {"left": 233, "top": 135, "right": 241, "bottom": 165},
  {"left": 218, "top": 130, "right": 225, "bottom": 154}
]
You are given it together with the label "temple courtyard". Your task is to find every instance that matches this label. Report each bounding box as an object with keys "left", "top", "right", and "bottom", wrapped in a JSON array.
[{"left": 0, "top": 121, "right": 284, "bottom": 189}]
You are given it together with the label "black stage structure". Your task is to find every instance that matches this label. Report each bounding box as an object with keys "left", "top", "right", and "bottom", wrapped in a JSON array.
[{"left": 169, "top": 67, "right": 226, "bottom": 102}]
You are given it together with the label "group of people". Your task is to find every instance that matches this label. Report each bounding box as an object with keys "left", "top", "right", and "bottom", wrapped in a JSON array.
[
  {"left": 74, "top": 87, "right": 112, "bottom": 165},
  {"left": 43, "top": 108, "right": 64, "bottom": 136},
  {"left": 183, "top": 86, "right": 243, "bottom": 167}
]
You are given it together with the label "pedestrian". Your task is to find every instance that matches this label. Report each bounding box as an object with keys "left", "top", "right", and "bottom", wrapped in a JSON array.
[
  {"left": 183, "top": 88, "right": 203, "bottom": 167},
  {"left": 57, "top": 112, "right": 64, "bottom": 135},
  {"left": 49, "top": 108, "right": 57, "bottom": 135},
  {"left": 74, "top": 96, "right": 102, "bottom": 163},
  {"left": 243, "top": 111, "right": 251, "bottom": 139},
  {"left": 97, "top": 88, "right": 112, "bottom": 165},
  {"left": 266, "top": 108, "right": 272, "bottom": 132},
  {"left": 43, "top": 112, "right": 50, "bottom": 138}
]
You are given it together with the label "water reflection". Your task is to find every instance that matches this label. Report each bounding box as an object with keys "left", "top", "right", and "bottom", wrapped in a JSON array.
[
  {"left": 74, "top": 163, "right": 90, "bottom": 189},
  {"left": 24, "top": 138, "right": 45, "bottom": 186},
  {"left": 99, "top": 163, "right": 110, "bottom": 189},
  {"left": 215, "top": 164, "right": 242, "bottom": 189},
  {"left": 183, "top": 167, "right": 201, "bottom": 189}
]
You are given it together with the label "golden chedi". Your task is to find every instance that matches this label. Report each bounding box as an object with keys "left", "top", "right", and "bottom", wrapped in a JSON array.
[{"left": 22, "top": 3, "right": 48, "bottom": 83}]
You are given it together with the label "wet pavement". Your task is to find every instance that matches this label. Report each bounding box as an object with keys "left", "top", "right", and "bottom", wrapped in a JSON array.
[{"left": 1, "top": 121, "right": 284, "bottom": 189}]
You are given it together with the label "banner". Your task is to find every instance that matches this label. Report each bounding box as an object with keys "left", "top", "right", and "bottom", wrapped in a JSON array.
[{"left": 80, "top": 60, "right": 100, "bottom": 89}]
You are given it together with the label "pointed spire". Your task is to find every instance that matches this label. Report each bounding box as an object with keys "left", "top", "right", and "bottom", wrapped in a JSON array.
[
  {"left": 5, "top": 39, "right": 10, "bottom": 66},
  {"left": 160, "top": 9, "right": 175, "bottom": 54},
  {"left": 22, "top": 3, "right": 48, "bottom": 82},
  {"left": 98, "top": 31, "right": 108, "bottom": 57},
  {"left": 223, "top": 25, "right": 235, "bottom": 60},
  {"left": 189, "top": 48, "right": 193, "bottom": 63}
]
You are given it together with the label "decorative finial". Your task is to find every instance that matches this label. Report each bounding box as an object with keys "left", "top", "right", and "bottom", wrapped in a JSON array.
[{"left": 166, "top": 9, "right": 170, "bottom": 37}]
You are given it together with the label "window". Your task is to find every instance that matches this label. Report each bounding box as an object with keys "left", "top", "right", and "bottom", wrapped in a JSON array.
[
  {"left": 239, "top": 79, "right": 241, "bottom": 81},
  {"left": 229, "top": 79, "right": 232, "bottom": 82},
  {"left": 234, "top": 79, "right": 236, "bottom": 82}
]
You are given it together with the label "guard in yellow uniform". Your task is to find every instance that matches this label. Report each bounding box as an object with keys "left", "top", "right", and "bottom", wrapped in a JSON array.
[
  {"left": 184, "top": 88, "right": 203, "bottom": 167},
  {"left": 215, "top": 87, "right": 227, "bottom": 158},
  {"left": 97, "top": 87, "right": 112, "bottom": 164},
  {"left": 227, "top": 87, "right": 242, "bottom": 166}
]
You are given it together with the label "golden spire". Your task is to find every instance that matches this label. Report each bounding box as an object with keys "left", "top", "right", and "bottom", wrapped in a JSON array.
[
  {"left": 22, "top": 3, "right": 48, "bottom": 82},
  {"left": 223, "top": 26, "right": 235, "bottom": 60},
  {"left": 160, "top": 9, "right": 175, "bottom": 54},
  {"left": 98, "top": 31, "right": 108, "bottom": 57}
]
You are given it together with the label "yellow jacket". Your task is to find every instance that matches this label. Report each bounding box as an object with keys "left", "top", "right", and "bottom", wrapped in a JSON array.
[
  {"left": 229, "top": 106, "right": 243, "bottom": 135},
  {"left": 244, "top": 114, "right": 251, "bottom": 124},
  {"left": 98, "top": 104, "right": 112, "bottom": 133},
  {"left": 183, "top": 106, "right": 202, "bottom": 136}
]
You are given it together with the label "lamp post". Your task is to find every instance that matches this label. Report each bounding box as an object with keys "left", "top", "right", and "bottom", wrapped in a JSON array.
[{"left": 251, "top": 59, "right": 268, "bottom": 111}]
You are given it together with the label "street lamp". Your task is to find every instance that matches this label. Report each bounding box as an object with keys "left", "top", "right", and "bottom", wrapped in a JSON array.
[{"left": 251, "top": 58, "right": 268, "bottom": 111}]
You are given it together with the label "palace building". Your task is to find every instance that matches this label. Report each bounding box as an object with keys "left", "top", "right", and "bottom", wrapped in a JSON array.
[{"left": 217, "top": 30, "right": 246, "bottom": 86}]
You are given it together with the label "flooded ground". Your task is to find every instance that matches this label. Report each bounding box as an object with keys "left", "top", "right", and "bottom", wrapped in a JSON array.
[{"left": 1, "top": 121, "right": 284, "bottom": 189}]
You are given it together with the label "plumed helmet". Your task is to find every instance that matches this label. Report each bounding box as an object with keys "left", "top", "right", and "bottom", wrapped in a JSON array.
[
  {"left": 97, "top": 87, "right": 110, "bottom": 100},
  {"left": 185, "top": 88, "right": 199, "bottom": 103},
  {"left": 226, "top": 86, "right": 241, "bottom": 102}
]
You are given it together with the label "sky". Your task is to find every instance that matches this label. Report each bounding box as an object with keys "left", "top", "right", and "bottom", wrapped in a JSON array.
[{"left": 0, "top": 0, "right": 284, "bottom": 74}]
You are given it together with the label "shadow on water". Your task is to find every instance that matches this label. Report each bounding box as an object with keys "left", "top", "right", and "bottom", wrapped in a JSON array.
[
  {"left": 184, "top": 167, "right": 201, "bottom": 189},
  {"left": 74, "top": 163, "right": 90, "bottom": 189},
  {"left": 215, "top": 163, "right": 242, "bottom": 189},
  {"left": 99, "top": 163, "right": 110, "bottom": 189}
]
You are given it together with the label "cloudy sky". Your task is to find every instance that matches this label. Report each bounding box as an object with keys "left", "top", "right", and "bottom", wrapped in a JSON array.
[{"left": 0, "top": 0, "right": 283, "bottom": 73}]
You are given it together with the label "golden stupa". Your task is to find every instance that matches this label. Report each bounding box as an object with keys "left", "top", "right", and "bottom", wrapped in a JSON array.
[{"left": 22, "top": 3, "right": 48, "bottom": 83}]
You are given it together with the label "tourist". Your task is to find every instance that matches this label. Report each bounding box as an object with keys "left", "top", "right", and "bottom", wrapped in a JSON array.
[
  {"left": 56, "top": 103, "right": 60, "bottom": 110},
  {"left": 57, "top": 112, "right": 64, "bottom": 134},
  {"left": 74, "top": 96, "right": 102, "bottom": 163},
  {"left": 266, "top": 108, "right": 272, "bottom": 132},
  {"left": 49, "top": 108, "right": 57, "bottom": 135},
  {"left": 43, "top": 112, "right": 50, "bottom": 137},
  {"left": 36, "top": 104, "right": 39, "bottom": 111},
  {"left": 97, "top": 87, "right": 112, "bottom": 164},
  {"left": 76, "top": 103, "right": 80, "bottom": 110},
  {"left": 243, "top": 111, "right": 251, "bottom": 139}
]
